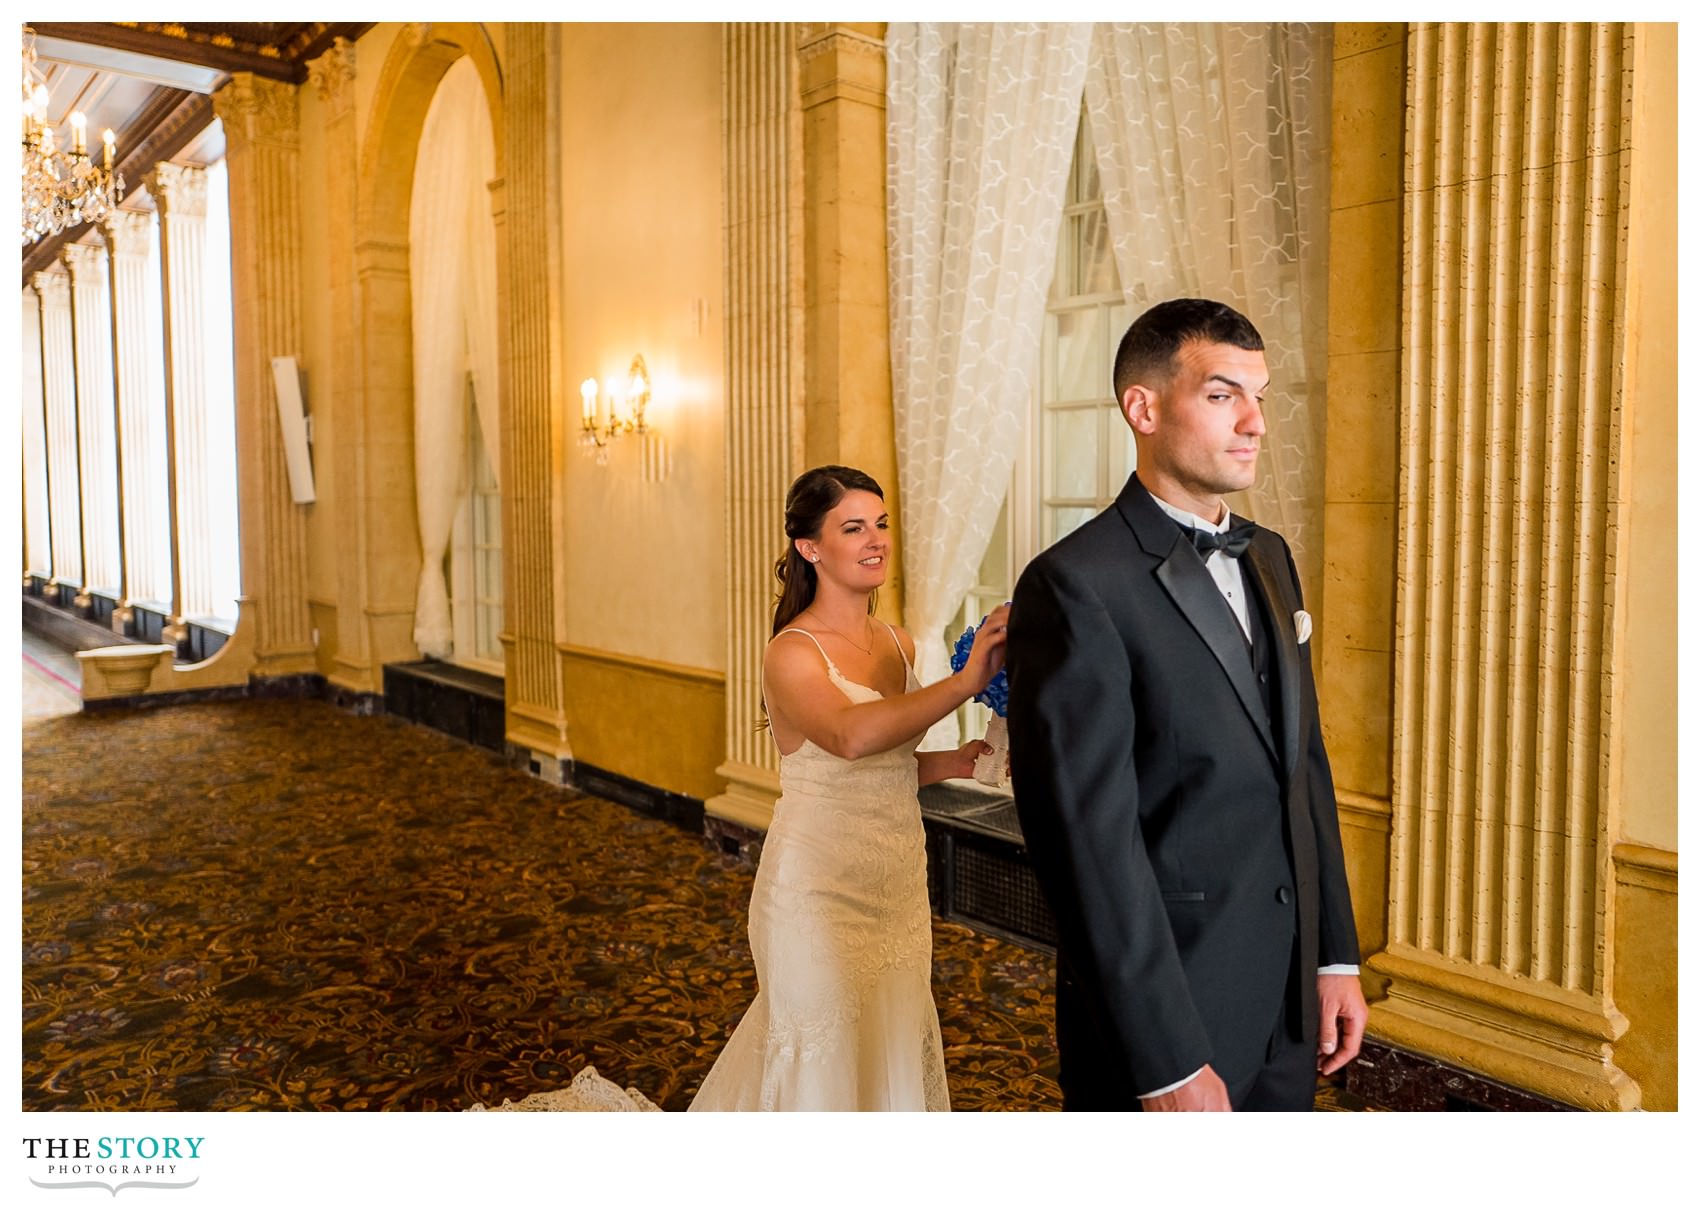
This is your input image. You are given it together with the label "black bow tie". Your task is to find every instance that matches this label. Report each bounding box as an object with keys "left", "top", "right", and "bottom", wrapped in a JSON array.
[{"left": 1185, "top": 518, "right": 1257, "bottom": 560}]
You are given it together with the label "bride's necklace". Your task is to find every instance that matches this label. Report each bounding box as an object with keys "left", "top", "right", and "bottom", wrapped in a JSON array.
[{"left": 808, "top": 615, "right": 874, "bottom": 655}]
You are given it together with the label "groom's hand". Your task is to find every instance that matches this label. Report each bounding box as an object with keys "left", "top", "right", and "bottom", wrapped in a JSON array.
[
  {"left": 1140, "top": 1065, "right": 1231, "bottom": 1111},
  {"left": 1315, "top": 973, "right": 1368, "bottom": 1074}
]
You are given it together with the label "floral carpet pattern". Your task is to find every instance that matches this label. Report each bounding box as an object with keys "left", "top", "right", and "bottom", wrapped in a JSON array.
[{"left": 22, "top": 695, "right": 1373, "bottom": 1112}]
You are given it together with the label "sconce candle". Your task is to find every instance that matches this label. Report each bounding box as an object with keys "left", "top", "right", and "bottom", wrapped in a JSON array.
[
  {"left": 625, "top": 354, "right": 651, "bottom": 433},
  {"left": 580, "top": 378, "right": 598, "bottom": 429},
  {"left": 102, "top": 129, "right": 115, "bottom": 169},
  {"left": 70, "top": 111, "right": 86, "bottom": 154}
]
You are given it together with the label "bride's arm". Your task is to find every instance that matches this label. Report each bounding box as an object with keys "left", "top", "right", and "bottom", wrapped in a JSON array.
[
  {"left": 916, "top": 742, "right": 992, "bottom": 786},
  {"left": 765, "top": 607, "right": 1007, "bottom": 761}
]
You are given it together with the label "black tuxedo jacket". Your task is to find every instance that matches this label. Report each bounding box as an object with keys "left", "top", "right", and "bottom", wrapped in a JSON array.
[{"left": 1007, "top": 473, "right": 1358, "bottom": 1103}]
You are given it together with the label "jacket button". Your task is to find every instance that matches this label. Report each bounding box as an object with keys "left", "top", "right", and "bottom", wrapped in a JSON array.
[{"left": 1276, "top": 886, "right": 1293, "bottom": 905}]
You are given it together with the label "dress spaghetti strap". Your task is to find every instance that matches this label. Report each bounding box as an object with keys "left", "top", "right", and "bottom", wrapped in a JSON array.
[
  {"left": 879, "top": 620, "right": 915, "bottom": 676},
  {"left": 774, "top": 627, "right": 837, "bottom": 672}
]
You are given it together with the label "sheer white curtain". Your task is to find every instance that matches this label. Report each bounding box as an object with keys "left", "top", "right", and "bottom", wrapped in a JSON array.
[
  {"left": 463, "top": 162, "right": 501, "bottom": 490},
  {"left": 409, "top": 58, "right": 500, "bottom": 657},
  {"left": 887, "top": 22, "right": 1092, "bottom": 746},
  {"left": 1085, "top": 23, "right": 1331, "bottom": 591}
]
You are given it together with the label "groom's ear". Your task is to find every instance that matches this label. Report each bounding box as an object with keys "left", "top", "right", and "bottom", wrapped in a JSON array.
[{"left": 1122, "top": 384, "right": 1158, "bottom": 435}]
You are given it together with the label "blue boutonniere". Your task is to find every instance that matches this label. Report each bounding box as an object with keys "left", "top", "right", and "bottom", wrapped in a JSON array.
[{"left": 949, "top": 617, "right": 1009, "bottom": 718}]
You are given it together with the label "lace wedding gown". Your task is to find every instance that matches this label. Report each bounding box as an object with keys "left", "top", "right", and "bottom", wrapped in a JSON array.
[{"left": 688, "top": 626, "right": 950, "bottom": 1111}]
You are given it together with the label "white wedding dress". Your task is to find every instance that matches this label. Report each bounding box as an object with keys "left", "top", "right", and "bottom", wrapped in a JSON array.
[{"left": 688, "top": 626, "right": 950, "bottom": 1111}]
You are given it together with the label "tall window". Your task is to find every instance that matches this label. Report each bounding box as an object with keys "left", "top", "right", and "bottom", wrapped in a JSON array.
[
  {"left": 450, "top": 381, "right": 504, "bottom": 673},
  {"left": 200, "top": 154, "right": 241, "bottom": 627},
  {"left": 22, "top": 290, "right": 51, "bottom": 577},
  {"left": 950, "top": 107, "right": 1124, "bottom": 744},
  {"left": 1039, "top": 112, "right": 1131, "bottom": 549}
]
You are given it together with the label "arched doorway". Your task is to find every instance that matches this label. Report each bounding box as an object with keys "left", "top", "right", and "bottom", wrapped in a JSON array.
[{"left": 350, "top": 24, "right": 507, "bottom": 680}]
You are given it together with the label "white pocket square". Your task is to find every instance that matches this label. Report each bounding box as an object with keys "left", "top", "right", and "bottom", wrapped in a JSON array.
[{"left": 1294, "top": 610, "right": 1312, "bottom": 644}]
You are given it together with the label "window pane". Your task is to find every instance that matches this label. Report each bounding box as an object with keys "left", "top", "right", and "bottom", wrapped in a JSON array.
[
  {"left": 1044, "top": 505, "right": 1097, "bottom": 546},
  {"left": 1071, "top": 106, "right": 1100, "bottom": 205},
  {"left": 477, "top": 494, "right": 501, "bottom": 546},
  {"left": 1047, "top": 407, "right": 1098, "bottom": 501},
  {"left": 478, "top": 601, "right": 504, "bottom": 661},
  {"left": 1076, "top": 207, "right": 1117, "bottom": 297},
  {"left": 1054, "top": 308, "right": 1104, "bottom": 403},
  {"left": 479, "top": 549, "right": 502, "bottom": 600}
]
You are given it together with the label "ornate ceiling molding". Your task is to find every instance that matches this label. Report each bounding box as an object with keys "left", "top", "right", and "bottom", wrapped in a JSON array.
[{"left": 26, "top": 22, "right": 375, "bottom": 83}]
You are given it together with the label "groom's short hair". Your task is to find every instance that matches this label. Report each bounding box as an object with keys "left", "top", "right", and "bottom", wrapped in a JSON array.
[{"left": 1113, "top": 298, "right": 1264, "bottom": 401}]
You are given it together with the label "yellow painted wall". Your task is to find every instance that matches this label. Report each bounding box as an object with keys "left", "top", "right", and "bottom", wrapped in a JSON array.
[
  {"left": 1608, "top": 22, "right": 1678, "bottom": 1111},
  {"left": 351, "top": 24, "right": 404, "bottom": 150},
  {"left": 1615, "top": 24, "right": 1677, "bottom": 854},
  {"left": 1613, "top": 854, "right": 1677, "bottom": 1110},
  {"left": 558, "top": 23, "right": 728, "bottom": 676},
  {"left": 1320, "top": 23, "right": 1405, "bottom": 977},
  {"left": 559, "top": 646, "right": 726, "bottom": 801}
]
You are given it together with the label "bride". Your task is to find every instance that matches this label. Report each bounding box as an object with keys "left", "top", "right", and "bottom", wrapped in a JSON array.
[
  {"left": 687, "top": 465, "right": 1008, "bottom": 1111},
  {"left": 474, "top": 465, "right": 1007, "bottom": 1114}
]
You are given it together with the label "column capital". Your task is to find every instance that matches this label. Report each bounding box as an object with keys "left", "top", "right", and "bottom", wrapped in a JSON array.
[
  {"left": 797, "top": 24, "right": 886, "bottom": 110},
  {"left": 307, "top": 37, "right": 358, "bottom": 119},
  {"left": 144, "top": 162, "right": 208, "bottom": 218},
  {"left": 60, "top": 241, "right": 108, "bottom": 283},
  {"left": 30, "top": 267, "right": 70, "bottom": 304},
  {"left": 212, "top": 73, "right": 300, "bottom": 152},
  {"left": 101, "top": 208, "right": 155, "bottom": 257}
]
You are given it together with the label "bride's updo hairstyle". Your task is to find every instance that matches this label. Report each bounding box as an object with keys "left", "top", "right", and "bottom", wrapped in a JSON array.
[{"left": 773, "top": 464, "right": 884, "bottom": 636}]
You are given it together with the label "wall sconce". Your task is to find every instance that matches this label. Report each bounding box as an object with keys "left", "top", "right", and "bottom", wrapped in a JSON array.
[{"left": 579, "top": 353, "right": 669, "bottom": 480}]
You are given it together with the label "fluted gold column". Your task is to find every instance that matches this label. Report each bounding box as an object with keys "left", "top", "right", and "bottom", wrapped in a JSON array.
[
  {"left": 706, "top": 23, "right": 803, "bottom": 831},
  {"left": 22, "top": 288, "right": 53, "bottom": 578},
  {"left": 62, "top": 243, "right": 123, "bottom": 600},
  {"left": 214, "top": 73, "right": 316, "bottom": 674},
  {"left": 102, "top": 211, "right": 167, "bottom": 621},
  {"left": 34, "top": 268, "right": 84, "bottom": 596},
  {"left": 146, "top": 162, "right": 209, "bottom": 638},
  {"left": 796, "top": 23, "right": 902, "bottom": 622},
  {"left": 503, "top": 22, "right": 571, "bottom": 761},
  {"left": 1369, "top": 22, "right": 1639, "bottom": 1109},
  {"left": 308, "top": 39, "right": 367, "bottom": 687}
]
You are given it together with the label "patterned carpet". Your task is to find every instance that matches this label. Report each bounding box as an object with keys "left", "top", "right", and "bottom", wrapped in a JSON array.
[{"left": 21, "top": 691, "right": 1374, "bottom": 1112}]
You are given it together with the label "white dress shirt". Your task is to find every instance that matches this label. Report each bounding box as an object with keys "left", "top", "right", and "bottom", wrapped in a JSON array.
[{"left": 1135, "top": 493, "right": 1357, "bottom": 1100}]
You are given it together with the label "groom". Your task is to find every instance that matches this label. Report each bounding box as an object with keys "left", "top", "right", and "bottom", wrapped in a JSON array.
[{"left": 1006, "top": 298, "right": 1366, "bottom": 1110}]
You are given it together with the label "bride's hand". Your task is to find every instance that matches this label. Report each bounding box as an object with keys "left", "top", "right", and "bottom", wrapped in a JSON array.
[
  {"left": 961, "top": 603, "right": 1011, "bottom": 692},
  {"left": 945, "top": 738, "right": 993, "bottom": 781}
]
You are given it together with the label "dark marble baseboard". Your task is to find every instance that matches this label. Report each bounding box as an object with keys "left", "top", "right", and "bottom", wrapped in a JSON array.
[
  {"left": 565, "top": 761, "right": 706, "bottom": 835},
  {"left": 82, "top": 682, "right": 253, "bottom": 712},
  {"left": 180, "top": 618, "right": 231, "bottom": 662},
  {"left": 1342, "top": 1038, "right": 1575, "bottom": 1111},
  {"left": 702, "top": 815, "right": 764, "bottom": 871},
  {"left": 382, "top": 661, "right": 506, "bottom": 753},
  {"left": 324, "top": 683, "right": 384, "bottom": 715},
  {"left": 81, "top": 673, "right": 332, "bottom": 714}
]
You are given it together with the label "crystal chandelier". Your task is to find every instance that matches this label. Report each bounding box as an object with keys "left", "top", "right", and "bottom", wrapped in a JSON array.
[{"left": 22, "top": 27, "right": 124, "bottom": 246}]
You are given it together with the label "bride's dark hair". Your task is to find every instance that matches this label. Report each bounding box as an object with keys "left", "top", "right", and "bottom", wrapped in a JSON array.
[{"left": 772, "top": 465, "right": 884, "bottom": 636}]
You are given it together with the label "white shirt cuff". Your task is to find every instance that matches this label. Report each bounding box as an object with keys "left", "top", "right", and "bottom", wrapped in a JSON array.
[
  {"left": 1317, "top": 964, "right": 1360, "bottom": 976},
  {"left": 1138, "top": 1066, "right": 1206, "bottom": 1100}
]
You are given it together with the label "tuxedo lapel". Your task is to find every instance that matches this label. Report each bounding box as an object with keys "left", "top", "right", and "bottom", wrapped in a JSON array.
[
  {"left": 1242, "top": 539, "right": 1303, "bottom": 782},
  {"left": 1117, "top": 476, "right": 1278, "bottom": 767}
]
